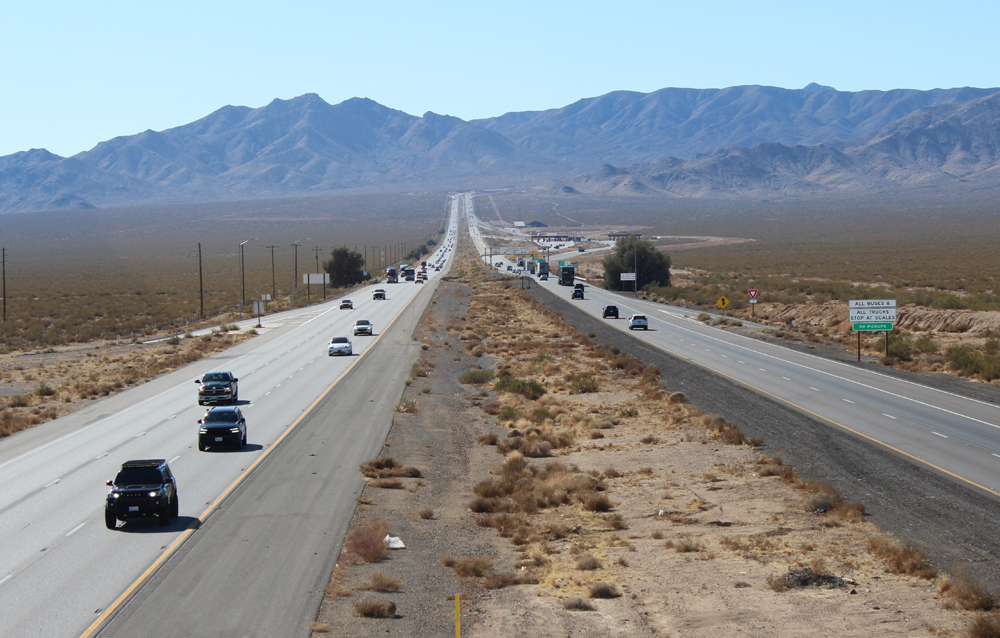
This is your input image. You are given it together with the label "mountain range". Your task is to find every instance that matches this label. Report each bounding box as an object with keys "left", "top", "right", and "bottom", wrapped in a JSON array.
[{"left": 2, "top": 84, "right": 1000, "bottom": 213}]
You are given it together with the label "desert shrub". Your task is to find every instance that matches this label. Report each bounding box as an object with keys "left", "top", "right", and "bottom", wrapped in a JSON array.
[
  {"left": 529, "top": 407, "right": 554, "bottom": 423},
  {"left": 477, "top": 432, "right": 499, "bottom": 445},
  {"left": 674, "top": 535, "right": 703, "bottom": 553},
  {"left": 494, "top": 376, "right": 546, "bottom": 399},
  {"left": 451, "top": 556, "right": 492, "bottom": 577},
  {"left": 563, "top": 598, "right": 595, "bottom": 611},
  {"left": 459, "top": 369, "right": 495, "bottom": 384},
  {"left": 939, "top": 572, "right": 997, "bottom": 610},
  {"left": 8, "top": 395, "right": 29, "bottom": 408},
  {"left": 576, "top": 555, "right": 601, "bottom": 570},
  {"left": 342, "top": 519, "right": 389, "bottom": 564},
  {"left": 569, "top": 375, "right": 598, "bottom": 394},
  {"left": 966, "top": 613, "right": 1000, "bottom": 637},
  {"left": 357, "top": 571, "right": 401, "bottom": 592},
  {"left": 417, "top": 508, "right": 434, "bottom": 519},
  {"left": 639, "top": 435, "right": 659, "bottom": 445},
  {"left": 914, "top": 333, "right": 939, "bottom": 354},
  {"left": 668, "top": 392, "right": 689, "bottom": 404},
  {"left": 619, "top": 407, "right": 638, "bottom": 417},
  {"left": 354, "top": 598, "right": 396, "bottom": 618},
  {"left": 359, "top": 457, "right": 421, "bottom": 478},
  {"left": 589, "top": 582, "right": 620, "bottom": 599},
  {"left": 605, "top": 513, "right": 628, "bottom": 530},
  {"left": 497, "top": 407, "right": 521, "bottom": 421},
  {"left": 583, "top": 494, "right": 612, "bottom": 512},
  {"left": 396, "top": 398, "right": 419, "bottom": 413},
  {"left": 370, "top": 478, "right": 404, "bottom": 489},
  {"left": 35, "top": 382, "right": 56, "bottom": 397}
]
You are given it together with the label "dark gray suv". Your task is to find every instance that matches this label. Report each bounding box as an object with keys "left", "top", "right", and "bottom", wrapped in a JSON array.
[{"left": 105, "top": 459, "right": 178, "bottom": 528}]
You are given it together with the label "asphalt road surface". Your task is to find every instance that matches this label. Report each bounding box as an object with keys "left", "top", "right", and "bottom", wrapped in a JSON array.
[{"left": 0, "top": 213, "right": 458, "bottom": 638}]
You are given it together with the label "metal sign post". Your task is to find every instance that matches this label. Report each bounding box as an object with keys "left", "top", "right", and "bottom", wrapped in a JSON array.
[
  {"left": 850, "top": 300, "right": 897, "bottom": 361},
  {"left": 747, "top": 289, "right": 759, "bottom": 316}
]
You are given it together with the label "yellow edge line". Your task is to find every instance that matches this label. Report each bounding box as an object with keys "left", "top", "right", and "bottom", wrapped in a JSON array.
[
  {"left": 79, "top": 287, "right": 427, "bottom": 638},
  {"left": 619, "top": 320, "right": 1000, "bottom": 500}
]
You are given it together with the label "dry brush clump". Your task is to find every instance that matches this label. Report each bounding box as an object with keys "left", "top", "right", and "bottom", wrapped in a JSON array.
[
  {"left": 353, "top": 598, "right": 396, "bottom": 618},
  {"left": 938, "top": 572, "right": 998, "bottom": 610},
  {"left": 356, "top": 571, "right": 401, "bottom": 593},
  {"left": 359, "top": 457, "right": 421, "bottom": 478},
  {"left": 341, "top": 519, "right": 390, "bottom": 564}
]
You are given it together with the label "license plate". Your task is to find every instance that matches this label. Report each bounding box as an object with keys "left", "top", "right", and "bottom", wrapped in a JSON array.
[
  {"left": 215, "top": 437, "right": 223, "bottom": 441},
  {"left": 129, "top": 506, "right": 138, "bottom": 512}
]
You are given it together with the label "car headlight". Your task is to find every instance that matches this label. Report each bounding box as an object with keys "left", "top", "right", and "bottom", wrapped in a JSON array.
[
  {"left": 230, "top": 427, "right": 241, "bottom": 433},
  {"left": 199, "top": 428, "right": 208, "bottom": 434},
  {"left": 110, "top": 492, "right": 120, "bottom": 499},
  {"left": 148, "top": 491, "right": 160, "bottom": 498}
]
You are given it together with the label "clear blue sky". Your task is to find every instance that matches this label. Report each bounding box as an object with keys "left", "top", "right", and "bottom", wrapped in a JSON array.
[{"left": 2, "top": 0, "right": 997, "bottom": 157}]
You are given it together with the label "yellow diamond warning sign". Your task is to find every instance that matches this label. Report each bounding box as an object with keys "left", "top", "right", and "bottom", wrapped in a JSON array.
[{"left": 716, "top": 295, "right": 730, "bottom": 310}]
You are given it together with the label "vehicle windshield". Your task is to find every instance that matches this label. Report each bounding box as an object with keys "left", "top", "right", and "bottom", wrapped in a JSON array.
[
  {"left": 114, "top": 468, "right": 162, "bottom": 486},
  {"left": 356, "top": 320, "right": 370, "bottom": 325},
  {"left": 331, "top": 337, "right": 349, "bottom": 344},
  {"left": 203, "top": 410, "right": 238, "bottom": 423},
  {"left": 633, "top": 316, "right": 647, "bottom": 321},
  {"left": 202, "top": 373, "right": 229, "bottom": 383}
]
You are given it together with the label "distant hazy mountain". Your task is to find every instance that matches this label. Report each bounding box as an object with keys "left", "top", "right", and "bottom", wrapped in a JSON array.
[
  {"left": 473, "top": 84, "right": 1000, "bottom": 168},
  {"left": 573, "top": 92, "right": 1000, "bottom": 196},
  {"left": 0, "top": 95, "right": 547, "bottom": 213},
  {"left": 2, "top": 85, "right": 1000, "bottom": 213}
]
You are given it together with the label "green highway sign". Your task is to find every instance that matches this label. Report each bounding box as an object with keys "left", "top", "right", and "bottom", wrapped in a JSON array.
[{"left": 853, "top": 322, "right": 893, "bottom": 331}]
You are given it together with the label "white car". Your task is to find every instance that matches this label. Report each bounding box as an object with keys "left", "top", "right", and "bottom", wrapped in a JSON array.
[
  {"left": 628, "top": 315, "right": 649, "bottom": 330},
  {"left": 353, "top": 319, "right": 373, "bottom": 336},
  {"left": 328, "top": 336, "right": 352, "bottom": 356}
]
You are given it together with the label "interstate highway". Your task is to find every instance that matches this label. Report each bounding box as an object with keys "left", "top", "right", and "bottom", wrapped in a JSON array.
[
  {"left": 462, "top": 191, "right": 1000, "bottom": 500},
  {"left": 0, "top": 211, "right": 458, "bottom": 638}
]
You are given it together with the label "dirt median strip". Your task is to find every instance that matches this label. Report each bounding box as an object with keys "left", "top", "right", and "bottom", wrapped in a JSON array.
[{"left": 311, "top": 226, "right": 999, "bottom": 637}]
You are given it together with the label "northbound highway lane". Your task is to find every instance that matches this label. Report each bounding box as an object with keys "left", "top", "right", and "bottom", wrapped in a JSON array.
[{"left": 0, "top": 211, "right": 459, "bottom": 638}]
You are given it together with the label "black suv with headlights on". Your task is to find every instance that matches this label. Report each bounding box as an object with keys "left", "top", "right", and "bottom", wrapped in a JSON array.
[
  {"left": 198, "top": 406, "right": 247, "bottom": 451},
  {"left": 105, "top": 459, "right": 178, "bottom": 529},
  {"left": 195, "top": 371, "right": 239, "bottom": 405}
]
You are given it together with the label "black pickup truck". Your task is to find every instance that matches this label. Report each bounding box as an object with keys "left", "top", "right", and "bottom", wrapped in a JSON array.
[{"left": 195, "top": 371, "right": 239, "bottom": 405}]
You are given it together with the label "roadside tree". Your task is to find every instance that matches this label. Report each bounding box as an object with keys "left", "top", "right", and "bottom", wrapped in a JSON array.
[
  {"left": 601, "top": 237, "right": 671, "bottom": 291},
  {"left": 324, "top": 248, "right": 366, "bottom": 287}
]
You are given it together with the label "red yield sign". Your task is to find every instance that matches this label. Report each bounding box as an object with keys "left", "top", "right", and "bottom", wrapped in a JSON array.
[{"left": 747, "top": 289, "right": 759, "bottom": 299}]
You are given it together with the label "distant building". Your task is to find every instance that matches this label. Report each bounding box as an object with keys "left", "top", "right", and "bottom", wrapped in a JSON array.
[
  {"left": 608, "top": 233, "right": 642, "bottom": 240},
  {"left": 513, "top": 221, "right": 525, "bottom": 227},
  {"left": 525, "top": 221, "right": 547, "bottom": 228}
]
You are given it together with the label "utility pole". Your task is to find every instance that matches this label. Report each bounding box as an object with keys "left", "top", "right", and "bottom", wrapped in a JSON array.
[
  {"left": 238, "top": 239, "right": 255, "bottom": 319},
  {"left": 313, "top": 246, "right": 325, "bottom": 300},
  {"left": 634, "top": 238, "right": 638, "bottom": 298},
  {"left": 265, "top": 244, "right": 278, "bottom": 303},
  {"left": 197, "top": 243, "right": 204, "bottom": 319},
  {"left": 291, "top": 238, "right": 307, "bottom": 307},
  {"left": 2, "top": 247, "right": 6, "bottom": 322}
]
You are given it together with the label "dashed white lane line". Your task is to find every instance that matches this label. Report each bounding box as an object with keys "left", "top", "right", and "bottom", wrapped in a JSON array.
[
  {"left": 933, "top": 432, "right": 949, "bottom": 438},
  {"left": 809, "top": 387, "right": 820, "bottom": 391},
  {"left": 95, "top": 452, "right": 108, "bottom": 459},
  {"left": 276, "top": 384, "right": 282, "bottom": 388},
  {"left": 759, "top": 368, "right": 767, "bottom": 372},
  {"left": 134, "top": 432, "right": 146, "bottom": 438},
  {"left": 265, "top": 391, "right": 271, "bottom": 396},
  {"left": 43, "top": 479, "right": 60, "bottom": 488},
  {"left": 65, "top": 523, "right": 85, "bottom": 537},
  {"left": 782, "top": 377, "right": 791, "bottom": 381},
  {"left": 0, "top": 575, "right": 11, "bottom": 587},
  {"left": 884, "top": 414, "right": 897, "bottom": 419},
  {"left": 721, "top": 355, "right": 728, "bottom": 358},
  {"left": 169, "top": 455, "right": 180, "bottom": 463},
  {"left": 738, "top": 361, "right": 745, "bottom": 364},
  {"left": 843, "top": 399, "right": 855, "bottom": 404}
]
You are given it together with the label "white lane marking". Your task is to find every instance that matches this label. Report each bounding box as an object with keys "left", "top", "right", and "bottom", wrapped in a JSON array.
[
  {"left": 605, "top": 300, "right": 1000, "bottom": 431},
  {"left": 288, "top": 375, "right": 294, "bottom": 379},
  {"left": 843, "top": 399, "right": 855, "bottom": 404},
  {"left": 782, "top": 377, "right": 791, "bottom": 381},
  {"left": 759, "top": 368, "right": 767, "bottom": 372},
  {"left": 884, "top": 413, "right": 897, "bottom": 419},
  {"left": 168, "top": 415, "right": 176, "bottom": 420},
  {"left": 169, "top": 456, "right": 180, "bottom": 463},
  {"left": 65, "top": 523, "right": 85, "bottom": 537},
  {"left": 721, "top": 355, "right": 728, "bottom": 358},
  {"left": 44, "top": 479, "right": 60, "bottom": 488},
  {"left": 809, "top": 387, "right": 820, "bottom": 391},
  {"left": 265, "top": 391, "right": 271, "bottom": 396},
  {"left": 705, "top": 349, "right": 711, "bottom": 352},
  {"left": 134, "top": 432, "right": 146, "bottom": 438},
  {"left": 993, "top": 454, "right": 1000, "bottom": 459},
  {"left": 933, "top": 432, "right": 948, "bottom": 438},
  {"left": 299, "top": 367, "right": 304, "bottom": 371},
  {"left": 738, "top": 361, "right": 745, "bottom": 364},
  {"left": 94, "top": 452, "right": 108, "bottom": 459},
  {"left": 276, "top": 383, "right": 281, "bottom": 388},
  {"left": 0, "top": 575, "right": 11, "bottom": 587}
]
